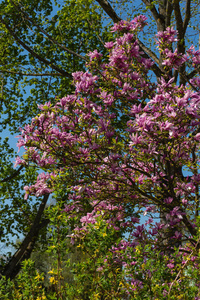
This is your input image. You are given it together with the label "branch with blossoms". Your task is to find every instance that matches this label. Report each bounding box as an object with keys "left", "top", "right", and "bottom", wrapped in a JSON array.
[{"left": 15, "top": 15, "right": 200, "bottom": 296}]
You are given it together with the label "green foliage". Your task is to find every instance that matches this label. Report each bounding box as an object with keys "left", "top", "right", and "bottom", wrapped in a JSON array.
[
  {"left": 2, "top": 224, "right": 200, "bottom": 299},
  {"left": 0, "top": 259, "right": 47, "bottom": 300}
]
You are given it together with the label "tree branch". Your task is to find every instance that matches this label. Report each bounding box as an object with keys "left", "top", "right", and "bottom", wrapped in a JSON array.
[
  {"left": 142, "top": 0, "right": 165, "bottom": 31},
  {"left": 173, "top": 0, "right": 184, "bottom": 52},
  {"left": 95, "top": 0, "right": 121, "bottom": 23},
  {"left": 187, "top": 68, "right": 200, "bottom": 80},
  {"left": 1, "top": 165, "right": 24, "bottom": 183},
  {"left": 165, "top": 0, "right": 173, "bottom": 27},
  {"left": 183, "top": 0, "right": 191, "bottom": 35}
]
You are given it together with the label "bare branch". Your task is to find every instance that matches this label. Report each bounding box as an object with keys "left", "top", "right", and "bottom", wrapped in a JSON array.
[
  {"left": 95, "top": 0, "right": 121, "bottom": 23},
  {"left": 183, "top": 0, "right": 191, "bottom": 34},
  {"left": 166, "top": 0, "right": 173, "bottom": 27},
  {"left": 173, "top": 0, "right": 184, "bottom": 48},
  {"left": 188, "top": 68, "right": 200, "bottom": 80},
  {"left": 142, "top": 0, "right": 165, "bottom": 31}
]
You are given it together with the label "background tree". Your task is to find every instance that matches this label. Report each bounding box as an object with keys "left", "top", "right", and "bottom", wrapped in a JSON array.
[{"left": 0, "top": 0, "right": 109, "bottom": 278}]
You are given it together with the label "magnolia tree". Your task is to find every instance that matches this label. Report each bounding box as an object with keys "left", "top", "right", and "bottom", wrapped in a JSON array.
[{"left": 16, "top": 16, "right": 200, "bottom": 298}]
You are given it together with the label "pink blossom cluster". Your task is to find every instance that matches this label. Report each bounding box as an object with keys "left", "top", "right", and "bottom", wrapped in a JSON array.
[
  {"left": 111, "top": 15, "right": 148, "bottom": 32},
  {"left": 156, "top": 26, "right": 178, "bottom": 48},
  {"left": 24, "top": 172, "right": 55, "bottom": 199}
]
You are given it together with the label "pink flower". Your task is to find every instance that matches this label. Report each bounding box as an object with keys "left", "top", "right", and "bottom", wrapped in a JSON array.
[
  {"left": 87, "top": 50, "right": 102, "bottom": 60},
  {"left": 104, "top": 42, "right": 114, "bottom": 49},
  {"left": 167, "top": 263, "right": 174, "bottom": 269}
]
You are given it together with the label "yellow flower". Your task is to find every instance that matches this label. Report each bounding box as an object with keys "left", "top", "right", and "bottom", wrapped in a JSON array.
[
  {"left": 115, "top": 268, "right": 120, "bottom": 273},
  {"left": 49, "top": 277, "right": 58, "bottom": 284},
  {"left": 135, "top": 246, "right": 141, "bottom": 254},
  {"left": 36, "top": 296, "right": 47, "bottom": 300},
  {"left": 94, "top": 222, "right": 101, "bottom": 229},
  {"left": 93, "top": 292, "right": 100, "bottom": 299},
  {"left": 35, "top": 273, "right": 44, "bottom": 281}
]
